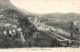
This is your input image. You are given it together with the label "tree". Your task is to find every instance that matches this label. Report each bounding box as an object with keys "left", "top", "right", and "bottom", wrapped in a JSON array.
[
  {"left": 69, "top": 21, "right": 74, "bottom": 40},
  {"left": 51, "top": 39, "right": 62, "bottom": 47}
]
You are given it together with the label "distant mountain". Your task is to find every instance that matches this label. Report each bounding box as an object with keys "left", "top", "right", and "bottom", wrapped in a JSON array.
[
  {"left": 41, "top": 12, "right": 80, "bottom": 18},
  {"left": 39, "top": 12, "right": 80, "bottom": 22}
]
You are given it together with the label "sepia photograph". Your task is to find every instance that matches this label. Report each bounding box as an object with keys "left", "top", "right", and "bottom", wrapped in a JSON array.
[{"left": 0, "top": 0, "right": 80, "bottom": 50}]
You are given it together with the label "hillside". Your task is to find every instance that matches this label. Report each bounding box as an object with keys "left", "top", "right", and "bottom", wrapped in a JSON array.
[
  {"left": 0, "top": 0, "right": 34, "bottom": 48},
  {"left": 0, "top": 0, "right": 36, "bottom": 48},
  {"left": 0, "top": 0, "right": 62, "bottom": 48},
  {"left": 37, "top": 13, "right": 80, "bottom": 42}
]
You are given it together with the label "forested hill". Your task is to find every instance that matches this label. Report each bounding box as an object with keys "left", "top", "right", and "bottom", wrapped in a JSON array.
[
  {"left": 0, "top": 0, "right": 60, "bottom": 48},
  {"left": 0, "top": 0, "right": 37, "bottom": 48}
]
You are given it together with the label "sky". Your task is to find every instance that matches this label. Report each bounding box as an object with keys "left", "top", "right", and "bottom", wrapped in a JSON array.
[{"left": 10, "top": 0, "right": 80, "bottom": 14}]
